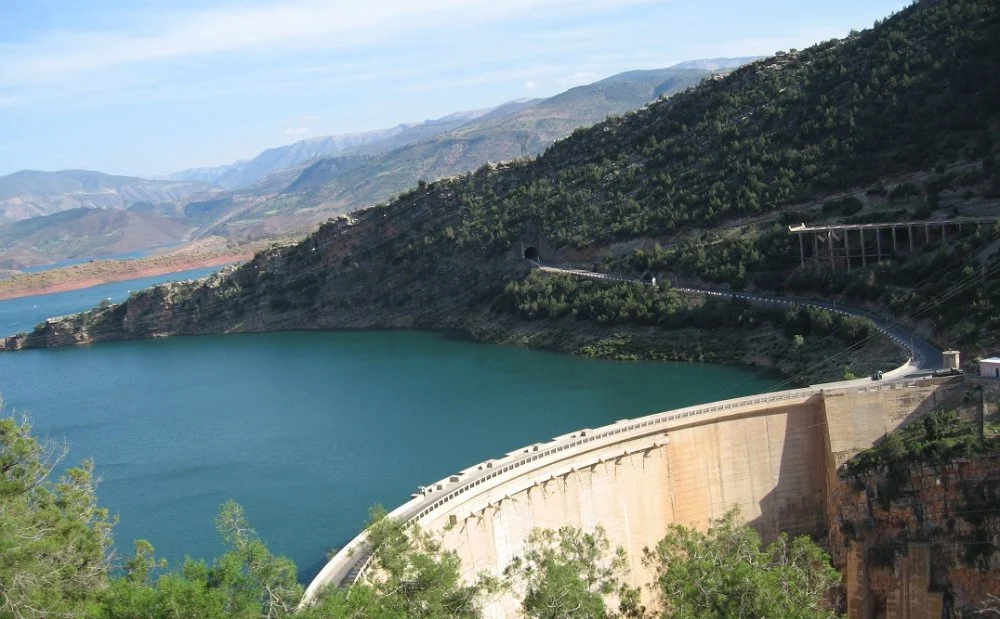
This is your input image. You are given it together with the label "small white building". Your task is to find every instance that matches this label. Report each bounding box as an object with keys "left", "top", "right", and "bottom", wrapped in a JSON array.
[{"left": 980, "top": 357, "right": 1000, "bottom": 378}]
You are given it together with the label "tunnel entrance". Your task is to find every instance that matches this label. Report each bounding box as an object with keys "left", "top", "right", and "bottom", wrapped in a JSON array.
[{"left": 523, "top": 246, "right": 539, "bottom": 261}]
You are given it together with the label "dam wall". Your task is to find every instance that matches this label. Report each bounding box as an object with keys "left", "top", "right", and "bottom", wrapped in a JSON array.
[{"left": 305, "top": 376, "right": 963, "bottom": 617}]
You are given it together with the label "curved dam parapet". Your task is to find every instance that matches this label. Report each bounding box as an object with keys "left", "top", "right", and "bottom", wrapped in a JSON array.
[{"left": 304, "top": 374, "right": 964, "bottom": 617}]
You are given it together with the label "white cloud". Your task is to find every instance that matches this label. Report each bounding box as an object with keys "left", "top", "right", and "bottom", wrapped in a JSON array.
[
  {"left": 285, "top": 126, "right": 311, "bottom": 135},
  {"left": 524, "top": 80, "right": 537, "bottom": 92},
  {"left": 0, "top": 0, "right": 654, "bottom": 84}
]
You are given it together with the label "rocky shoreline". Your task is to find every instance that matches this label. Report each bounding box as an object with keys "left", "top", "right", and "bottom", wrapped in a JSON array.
[{"left": 0, "top": 195, "right": 905, "bottom": 384}]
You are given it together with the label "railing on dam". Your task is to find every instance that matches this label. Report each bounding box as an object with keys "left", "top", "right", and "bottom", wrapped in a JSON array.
[{"left": 301, "top": 373, "right": 937, "bottom": 605}]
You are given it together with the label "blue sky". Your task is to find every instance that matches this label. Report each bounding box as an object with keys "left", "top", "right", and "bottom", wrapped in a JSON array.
[{"left": 0, "top": 0, "right": 911, "bottom": 178}]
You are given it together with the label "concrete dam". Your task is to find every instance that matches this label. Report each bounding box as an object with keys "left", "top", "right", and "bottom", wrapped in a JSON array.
[{"left": 305, "top": 374, "right": 963, "bottom": 618}]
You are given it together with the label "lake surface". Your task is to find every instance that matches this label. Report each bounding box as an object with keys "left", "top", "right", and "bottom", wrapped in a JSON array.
[
  {"left": 0, "top": 276, "right": 781, "bottom": 582},
  {"left": 1, "top": 266, "right": 222, "bottom": 336}
]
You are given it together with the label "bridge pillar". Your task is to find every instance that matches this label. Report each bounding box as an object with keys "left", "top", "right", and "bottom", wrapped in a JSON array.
[
  {"left": 844, "top": 228, "right": 851, "bottom": 270},
  {"left": 861, "top": 229, "right": 867, "bottom": 268},
  {"left": 813, "top": 233, "right": 820, "bottom": 266},
  {"left": 941, "top": 222, "right": 946, "bottom": 243},
  {"left": 876, "top": 228, "right": 882, "bottom": 262},
  {"left": 798, "top": 234, "right": 805, "bottom": 267},
  {"left": 892, "top": 226, "right": 898, "bottom": 251},
  {"left": 925, "top": 224, "right": 930, "bottom": 244},
  {"left": 909, "top": 225, "right": 914, "bottom": 251},
  {"left": 829, "top": 230, "right": 835, "bottom": 269}
]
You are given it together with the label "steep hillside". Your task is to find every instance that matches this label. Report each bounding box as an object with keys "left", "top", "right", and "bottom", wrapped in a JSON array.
[
  {"left": 0, "top": 170, "right": 211, "bottom": 224},
  {"left": 0, "top": 208, "right": 192, "bottom": 269},
  {"left": 205, "top": 67, "right": 712, "bottom": 237},
  {"left": 6, "top": 0, "right": 997, "bottom": 379}
]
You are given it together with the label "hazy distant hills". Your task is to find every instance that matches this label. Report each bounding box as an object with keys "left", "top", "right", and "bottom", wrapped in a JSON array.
[
  {"left": 0, "top": 208, "right": 192, "bottom": 270},
  {"left": 0, "top": 57, "right": 756, "bottom": 266},
  {"left": 0, "top": 170, "right": 211, "bottom": 225},
  {"left": 670, "top": 56, "right": 762, "bottom": 70},
  {"left": 202, "top": 66, "right": 719, "bottom": 239},
  {"left": 167, "top": 101, "right": 541, "bottom": 190}
]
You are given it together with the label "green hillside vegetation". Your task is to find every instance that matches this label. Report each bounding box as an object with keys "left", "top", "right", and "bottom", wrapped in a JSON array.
[
  {"left": 14, "top": 0, "right": 999, "bottom": 381},
  {"left": 422, "top": 0, "right": 998, "bottom": 250},
  {"left": 495, "top": 271, "right": 893, "bottom": 378},
  {"left": 403, "top": 0, "right": 1000, "bottom": 359},
  {"left": 0, "top": 414, "right": 840, "bottom": 618},
  {"left": 209, "top": 68, "right": 712, "bottom": 239}
]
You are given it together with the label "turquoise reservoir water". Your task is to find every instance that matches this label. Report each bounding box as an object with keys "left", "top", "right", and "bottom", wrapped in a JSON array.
[
  {"left": 0, "top": 279, "right": 781, "bottom": 582},
  {"left": 0, "top": 266, "right": 222, "bottom": 336}
]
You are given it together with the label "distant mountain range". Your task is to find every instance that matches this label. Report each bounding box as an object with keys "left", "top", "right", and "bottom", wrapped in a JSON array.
[
  {"left": 164, "top": 59, "right": 758, "bottom": 192},
  {"left": 165, "top": 100, "right": 541, "bottom": 190},
  {"left": 0, "top": 57, "right": 757, "bottom": 268},
  {"left": 670, "top": 56, "right": 762, "bottom": 70},
  {"left": 0, "top": 208, "right": 192, "bottom": 270},
  {"left": 236, "top": 67, "right": 711, "bottom": 233},
  {"left": 0, "top": 170, "right": 210, "bottom": 225}
]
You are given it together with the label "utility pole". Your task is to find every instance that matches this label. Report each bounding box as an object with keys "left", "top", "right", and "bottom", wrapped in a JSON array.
[{"left": 980, "top": 386, "right": 987, "bottom": 442}]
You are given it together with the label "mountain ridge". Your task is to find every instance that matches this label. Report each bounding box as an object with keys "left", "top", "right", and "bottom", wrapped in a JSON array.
[
  {"left": 0, "top": 57, "right": 755, "bottom": 266},
  {"left": 7, "top": 0, "right": 997, "bottom": 381},
  {"left": 0, "top": 208, "right": 192, "bottom": 270},
  {"left": 164, "top": 101, "right": 542, "bottom": 190},
  {"left": 670, "top": 56, "right": 763, "bottom": 70},
  {"left": 198, "top": 66, "right": 717, "bottom": 239},
  {"left": 161, "top": 59, "right": 757, "bottom": 192},
  {"left": 0, "top": 170, "right": 211, "bottom": 225}
]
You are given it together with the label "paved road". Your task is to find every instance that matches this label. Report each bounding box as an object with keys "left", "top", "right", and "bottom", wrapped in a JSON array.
[{"left": 535, "top": 263, "right": 943, "bottom": 371}]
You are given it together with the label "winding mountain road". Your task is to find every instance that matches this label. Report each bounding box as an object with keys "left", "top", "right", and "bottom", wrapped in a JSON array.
[{"left": 535, "top": 263, "right": 943, "bottom": 373}]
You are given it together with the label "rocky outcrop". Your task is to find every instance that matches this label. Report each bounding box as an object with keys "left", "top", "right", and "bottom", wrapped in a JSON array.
[{"left": 830, "top": 454, "right": 1000, "bottom": 617}]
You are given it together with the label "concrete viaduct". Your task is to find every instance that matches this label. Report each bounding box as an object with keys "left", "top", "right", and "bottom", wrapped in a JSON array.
[{"left": 788, "top": 217, "right": 997, "bottom": 270}]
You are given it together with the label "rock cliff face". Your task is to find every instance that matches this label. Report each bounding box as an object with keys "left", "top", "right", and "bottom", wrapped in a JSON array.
[{"left": 830, "top": 447, "right": 1000, "bottom": 616}]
